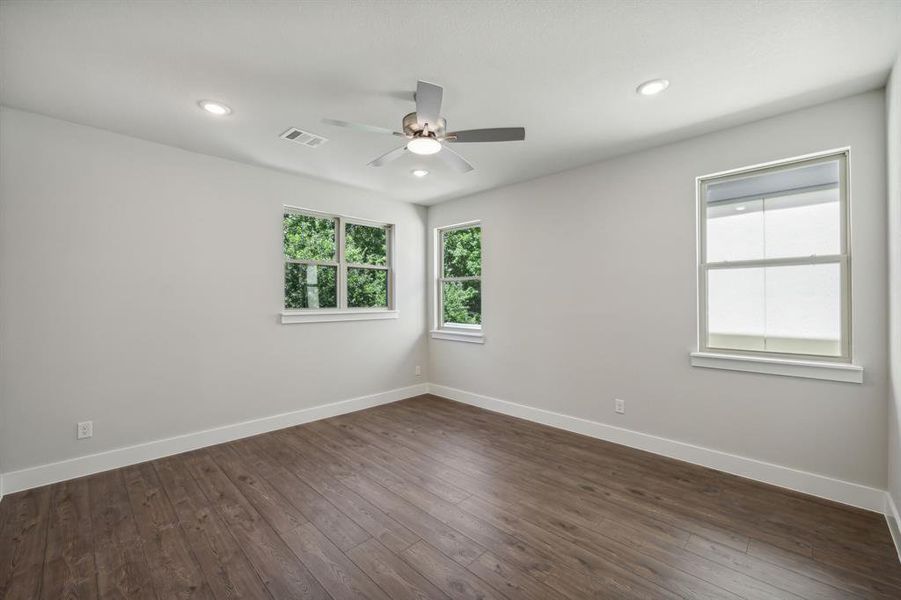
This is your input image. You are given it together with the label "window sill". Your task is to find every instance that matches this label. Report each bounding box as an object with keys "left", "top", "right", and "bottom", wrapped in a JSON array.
[
  {"left": 281, "top": 309, "right": 398, "bottom": 324},
  {"left": 430, "top": 329, "right": 485, "bottom": 344},
  {"left": 689, "top": 352, "right": 862, "bottom": 383}
]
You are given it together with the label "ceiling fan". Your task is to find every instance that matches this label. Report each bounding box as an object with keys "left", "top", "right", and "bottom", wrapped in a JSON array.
[{"left": 322, "top": 80, "right": 525, "bottom": 173}]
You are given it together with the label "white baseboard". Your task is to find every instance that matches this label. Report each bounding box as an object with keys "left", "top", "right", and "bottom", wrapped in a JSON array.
[
  {"left": 428, "top": 383, "right": 886, "bottom": 513},
  {"left": 0, "top": 380, "right": 890, "bottom": 521},
  {"left": 886, "top": 492, "right": 901, "bottom": 562},
  {"left": 0, "top": 383, "right": 429, "bottom": 496}
]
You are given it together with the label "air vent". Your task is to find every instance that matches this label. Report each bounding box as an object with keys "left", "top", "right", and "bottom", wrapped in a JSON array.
[{"left": 280, "top": 128, "right": 328, "bottom": 148}]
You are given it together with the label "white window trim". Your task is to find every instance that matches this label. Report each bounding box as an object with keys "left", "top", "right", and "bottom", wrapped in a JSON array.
[
  {"left": 690, "top": 352, "right": 862, "bottom": 383},
  {"left": 429, "top": 329, "right": 485, "bottom": 344},
  {"left": 282, "top": 206, "right": 397, "bottom": 324},
  {"left": 693, "top": 149, "right": 863, "bottom": 381},
  {"left": 432, "top": 221, "right": 484, "bottom": 343},
  {"left": 282, "top": 309, "right": 399, "bottom": 324}
]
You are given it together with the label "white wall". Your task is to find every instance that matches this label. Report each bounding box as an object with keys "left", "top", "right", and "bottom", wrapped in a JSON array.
[
  {"left": 0, "top": 107, "right": 5, "bottom": 497},
  {"left": 0, "top": 88, "right": 893, "bottom": 501},
  {"left": 888, "top": 57, "right": 901, "bottom": 511},
  {"left": 428, "top": 90, "right": 888, "bottom": 489},
  {"left": 0, "top": 107, "right": 428, "bottom": 474}
]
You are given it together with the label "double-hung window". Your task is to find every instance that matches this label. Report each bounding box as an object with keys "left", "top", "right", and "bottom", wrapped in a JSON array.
[
  {"left": 282, "top": 207, "right": 396, "bottom": 323},
  {"left": 432, "top": 223, "right": 483, "bottom": 342},
  {"left": 694, "top": 151, "right": 859, "bottom": 381}
]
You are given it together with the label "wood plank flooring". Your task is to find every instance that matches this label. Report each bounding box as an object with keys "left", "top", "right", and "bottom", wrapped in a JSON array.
[{"left": 1, "top": 394, "right": 899, "bottom": 599}]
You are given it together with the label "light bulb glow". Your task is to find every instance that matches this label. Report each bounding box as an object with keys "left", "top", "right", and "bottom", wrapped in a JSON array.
[
  {"left": 407, "top": 137, "right": 442, "bottom": 155},
  {"left": 412, "top": 169, "right": 429, "bottom": 178},
  {"left": 198, "top": 100, "right": 231, "bottom": 116},
  {"left": 636, "top": 79, "right": 670, "bottom": 96}
]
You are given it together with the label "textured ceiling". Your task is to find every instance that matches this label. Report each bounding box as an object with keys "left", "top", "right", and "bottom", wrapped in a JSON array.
[{"left": 2, "top": 0, "right": 900, "bottom": 205}]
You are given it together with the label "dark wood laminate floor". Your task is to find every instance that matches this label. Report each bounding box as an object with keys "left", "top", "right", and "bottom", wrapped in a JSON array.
[{"left": 1, "top": 394, "right": 899, "bottom": 599}]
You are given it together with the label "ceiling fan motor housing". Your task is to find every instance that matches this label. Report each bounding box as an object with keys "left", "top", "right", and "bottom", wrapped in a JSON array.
[{"left": 403, "top": 112, "right": 446, "bottom": 138}]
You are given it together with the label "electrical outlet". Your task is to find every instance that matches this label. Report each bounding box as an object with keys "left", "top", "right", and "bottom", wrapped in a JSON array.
[
  {"left": 415, "top": 365, "right": 422, "bottom": 376},
  {"left": 77, "top": 421, "right": 93, "bottom": 439},
  {"left": 614, "top": 399, "right": 625, "bottom": 414}
]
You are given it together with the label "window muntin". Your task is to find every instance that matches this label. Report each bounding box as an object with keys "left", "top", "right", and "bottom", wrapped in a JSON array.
[
  {"left": 698, "top": 152, "right": 849, "bottom": 361},
  {"left": 438, "top": 224, "right": 482, "bottom": 328},
  {"left": 284, "top": 208, "right": 393, "bottom": 311}
]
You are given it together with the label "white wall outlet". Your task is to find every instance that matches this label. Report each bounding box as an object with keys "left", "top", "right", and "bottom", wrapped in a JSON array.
[
  {"left": 415, "top": 365, "right": 422, "bottom": 376},
  {"left": 614, "top": 399, "right": 625, "bottom": 414},
  {"left": 77, "top": 420, "right": 93, "bottom": 439}
]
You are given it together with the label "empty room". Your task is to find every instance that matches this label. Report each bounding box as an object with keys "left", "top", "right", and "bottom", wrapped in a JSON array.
[{"left": 2, "top": 1, "right": 901, "bottom": 598}]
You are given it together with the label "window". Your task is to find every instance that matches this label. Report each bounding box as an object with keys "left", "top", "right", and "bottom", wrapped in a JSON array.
[
  {"left": 433, "top": 223, "right": 483, "bottom": 342},
  {"left": 283, "top": 208, "right": 396, "bottom": 323},
  {"left": 696, "top": 151, "right": 854, "bottom": 375}
]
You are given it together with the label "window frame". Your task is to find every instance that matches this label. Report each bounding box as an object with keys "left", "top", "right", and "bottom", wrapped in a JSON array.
[
  {"left": 435, "top": 221, "right": 483, "bottom": 337},
  {"left": 696, "top": 149, "right": 851, "bottom": 364},
  {"left": 282, "top": 206, "right": 396, "bottom": 320}
]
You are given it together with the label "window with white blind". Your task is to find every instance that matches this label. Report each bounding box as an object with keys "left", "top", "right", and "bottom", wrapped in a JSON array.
[{"left": 697, "top": 151, "right": 851, "bottom": 366}]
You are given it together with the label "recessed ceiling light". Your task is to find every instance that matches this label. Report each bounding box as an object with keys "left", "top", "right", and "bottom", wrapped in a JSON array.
[
  {"left": 198, "top": 100, "right": 231, "bottom": 116},
  {"left": 412, "top": 169, "right": 429, "bottom": 178},
  {"left": 636, "top": 79, "right": 670, "bottom": 96},
  {"left": 407, "top": 137, "right": 442, "bottom": 155},
  {"left": 735, "top": 205, "right": 746, "bottom": 211}
]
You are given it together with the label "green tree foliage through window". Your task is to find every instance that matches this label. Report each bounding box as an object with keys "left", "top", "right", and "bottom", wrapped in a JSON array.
[
  {"left": 348, "top": 268, "right": 387, "bottom": 307},
  {"left": 283, "top": 211, "right": 392, "bottom": 310},
  {"left": 443, "top": 280, "right": 481, "bottom": 325},
  {"left": 346, "top": 223, "right": 388, "bottom": 307},
  {"left": 285, "top": 264, "right": 337, "bottom": 309},
  {"left": 443, "top": 227, "right": 481, "bottom": 278},
  {"left": 441, "top": 226, "right": 481, "bottom": 325},
  {"left": 346, "top": 223, "right": 387, "bottom": 266},
  {"left": 284, "top": 213, "right": 336, "bottom": 261}
]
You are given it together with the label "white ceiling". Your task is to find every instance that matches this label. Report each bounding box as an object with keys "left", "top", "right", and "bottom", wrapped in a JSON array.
[{"left": 2, "top": 1, "right": 900, "bottom": 206}]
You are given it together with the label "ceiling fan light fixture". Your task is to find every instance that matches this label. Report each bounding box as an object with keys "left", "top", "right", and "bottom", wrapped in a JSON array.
[
  {"left": 407, "top": 136, "right": 442, "bottom": 155},
  {"left": 636, "top": 79, "right": 670, "bottom": 96},
  {"left": 411, "top": 169, "right": 429, "bottom": 178}
]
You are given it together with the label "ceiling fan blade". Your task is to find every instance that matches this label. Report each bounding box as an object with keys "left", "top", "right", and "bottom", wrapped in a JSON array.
[
  {"left": 322, "top": 118, "right": 402, "bottom": 136},
  {"left": 368, "top": 145, "right": 408, "bottom": 167},
  {"left": 415, "top": 80, "right": 443, "bottom": 130},
  {"left": 437, "top": 145, "right": 474, "bottom": 173},
  {"left": 446, "top": 127, "right": 525, "bottom": 143}
]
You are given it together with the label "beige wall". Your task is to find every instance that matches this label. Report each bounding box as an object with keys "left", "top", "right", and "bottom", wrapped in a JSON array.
[
  {"left": 428, "top": 90, "right": 889, "bottom": 489},
  {"left": 0, "top": 107, "right": 428, "bottom": 473}
]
